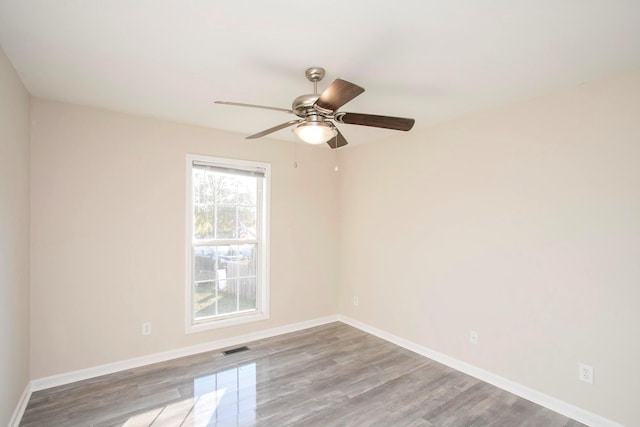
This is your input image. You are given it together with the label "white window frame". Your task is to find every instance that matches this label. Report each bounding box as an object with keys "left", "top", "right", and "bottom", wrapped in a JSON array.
[{"left": 185, "top": 154, "right": 270, "bottom": 333}]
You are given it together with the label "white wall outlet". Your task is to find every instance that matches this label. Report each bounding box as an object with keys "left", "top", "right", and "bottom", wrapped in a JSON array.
[
  {"left": 353, "top": 296, "right": 359, "bottom": 306},
  {"left": 469, "top": 330, "right": 478, "bottom": 345},
  {"left": 579, "top": 363, "right": 594, "bottom": 384},
  {"left": 142, "top": 322, "right": 152, "bottom": 336}
]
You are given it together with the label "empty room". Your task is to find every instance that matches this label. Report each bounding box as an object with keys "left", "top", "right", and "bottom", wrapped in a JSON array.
[{"left": 1, "top": 1, "right": 639, "bottom": 426}]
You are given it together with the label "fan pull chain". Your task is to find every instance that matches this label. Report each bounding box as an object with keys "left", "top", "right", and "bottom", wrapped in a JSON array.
[
  {"left": 293, "top": 130, "right": 298, "bottom": 168},
  {"left": 334, "top": 136, "right": 339, "bottom": 172}
]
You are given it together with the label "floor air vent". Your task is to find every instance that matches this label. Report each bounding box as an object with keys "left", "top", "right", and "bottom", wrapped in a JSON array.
[{"left": 222, "top": 346, "right": 250, "bottom": 356}]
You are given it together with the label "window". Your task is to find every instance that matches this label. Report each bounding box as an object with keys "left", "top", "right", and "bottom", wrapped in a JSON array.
[{"left": 186, "top": 155, "right": 270, "bottom": 332}]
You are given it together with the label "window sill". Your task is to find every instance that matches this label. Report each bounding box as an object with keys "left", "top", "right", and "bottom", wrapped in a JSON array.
[{"left": 186, "top": 311, "right": 269, "bottom": 334}]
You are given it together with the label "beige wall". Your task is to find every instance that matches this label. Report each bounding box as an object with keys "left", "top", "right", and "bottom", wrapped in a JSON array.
[
  {"left": 30, "top": 99, "right": 339, "bottom": 378},
  {"left": 0, "top": 47, "right": 31, "bottom": 424},
  {"left": 339, "top": 70, "right": 640, "bottom": 426}
]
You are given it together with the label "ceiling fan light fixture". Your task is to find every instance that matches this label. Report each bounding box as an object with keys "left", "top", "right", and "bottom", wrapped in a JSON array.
[{"left": 293, "top": 121, "right": 337, "bottom": 145}]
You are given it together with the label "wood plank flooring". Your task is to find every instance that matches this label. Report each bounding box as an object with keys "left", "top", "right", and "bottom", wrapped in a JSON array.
[{"left": 20, "top": 322, "right": 586, "bottom": 426}]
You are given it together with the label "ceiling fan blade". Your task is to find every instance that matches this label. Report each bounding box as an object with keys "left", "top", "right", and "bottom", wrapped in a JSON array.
[
  {"left": 215, "top": 101, "right": 293, "bottom": 114},
  {"left": 326, "top": 127, "right": 348, "bottom": 149},
  {"left": 246, "top": 120, "right": 300, "bottom": 139},
  {"left": 336, "top": 112, "right": 415, "bottom": 131},
  {"left": 313, "top": 79, "right": 364, "bottom": 114}
]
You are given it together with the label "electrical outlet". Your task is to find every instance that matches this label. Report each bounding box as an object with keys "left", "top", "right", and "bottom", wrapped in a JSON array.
[
  {"left": 353, "top": 296, "right": 359, "bottom": 306},
  {"left": 142, "top": 322, "right": 152, "bottom": 336},
  {"left": 469, "top": 330, "right": 478, "bottom": 345},
  {"left": 579, "top": 363, "right": 593, "bottom": 384}
]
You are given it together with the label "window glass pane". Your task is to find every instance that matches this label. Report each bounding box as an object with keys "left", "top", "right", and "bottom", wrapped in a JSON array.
[
  {"left": 193, "top": 281, "right": 216, "bottom": 320},
  {"left": 194, "top": 246, "right": 217, "bottom": 282},
  {"left": 217, "top": 280, "right": 239, "bottom": 315},
  {"left": 214, "top": 244, "right": 257, "bottom": 279},
  {"left": 241, "top": 244, "right": 257, "bottom": 276},
  {"left": 238, "top": 208, "right": 256, "bottom": 240},
  {"left": 206, "top": 172, "right": 215, "bottom": 201},
  {"left": 193, "top": 169, "right": 205, "bottom": 203},
  {"left": 216, "top": 206, "right": 237, "bottom": 239},
  {"left": 194, "top": 205, "right": 214, "bottom": 240},
  {"left": 239, "top": 278, "right": 257, "bottom": 311},
  {"left": 238, "top": 176, "right": 257, "bottom": 206},
  {"left": 216, "top": 174, "right": 238, "bottom": 205}
]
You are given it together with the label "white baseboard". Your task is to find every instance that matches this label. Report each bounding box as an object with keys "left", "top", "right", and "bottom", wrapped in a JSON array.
[
  {"left": 8, "top": 382, "right": 31, "bottom": 427},
  {"left": 31, "top": 315, "right": 339, "bottom": 392},
  {"left": 24, "top": 314, "right": 622, "bottom": 427},
  {"left": 337, "top": 315, "right": 622, "bottom": 427}
]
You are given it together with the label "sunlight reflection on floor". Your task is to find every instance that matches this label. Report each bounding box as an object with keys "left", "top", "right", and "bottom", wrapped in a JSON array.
[{"left": 122, "top": 362, "right": 256, "bottom": 426}]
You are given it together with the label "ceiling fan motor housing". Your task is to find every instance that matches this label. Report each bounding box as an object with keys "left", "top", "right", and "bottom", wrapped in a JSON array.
[{"left": 292, "top": 94, "right": 321, "bottom": 117}]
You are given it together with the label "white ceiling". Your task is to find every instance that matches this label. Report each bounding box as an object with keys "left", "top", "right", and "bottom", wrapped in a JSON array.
[{"left": 1, "top": 1, "right": 640, "bottom": 146}]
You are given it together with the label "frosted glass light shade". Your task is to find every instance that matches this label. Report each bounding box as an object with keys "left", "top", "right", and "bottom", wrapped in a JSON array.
[{"left": 294, "top": 122, "right": 337, "bottom": 144}]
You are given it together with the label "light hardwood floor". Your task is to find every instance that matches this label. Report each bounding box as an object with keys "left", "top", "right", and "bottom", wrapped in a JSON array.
[{"left": 20, "top": 322, "right": 586, "bottom": 426}]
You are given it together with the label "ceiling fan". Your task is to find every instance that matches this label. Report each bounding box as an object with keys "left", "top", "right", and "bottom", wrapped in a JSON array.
[{"left": 215, "top": 67, "right": 415, "bottom": 149}]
